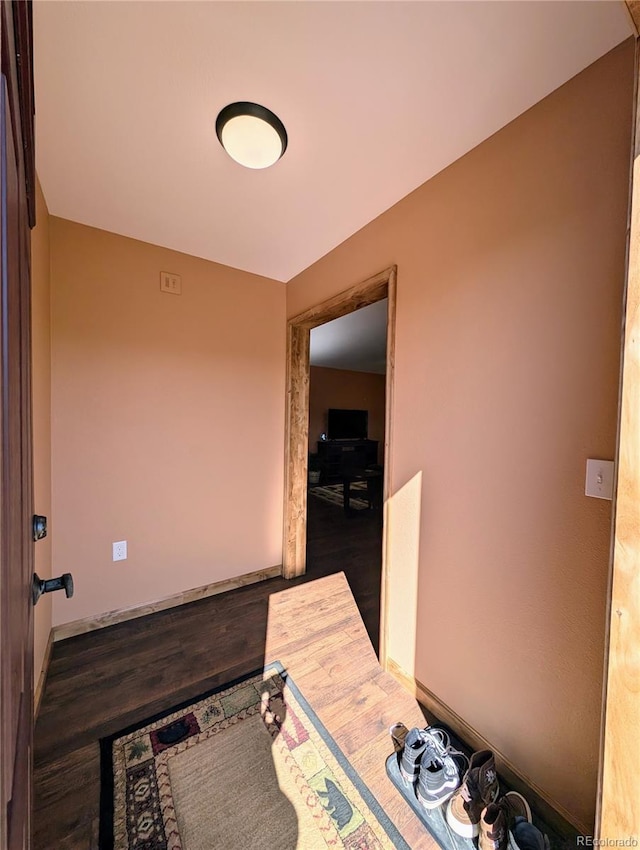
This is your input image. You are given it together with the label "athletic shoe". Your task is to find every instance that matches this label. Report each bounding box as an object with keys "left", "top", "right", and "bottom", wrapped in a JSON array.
[
  {"left": 510, "top": 816, "right": 551, "bottom": 850},
  {"left": 479, "top": 792, "right": 532, "bottom": 850},
  {"left": 446, "top": 749, "right": 500, "bottom": 838},
  {"left": 399, "top": 727, "right": 430, "bottom": 785},
  {"left": 398, "top": 725, "right": 451, "bottom": 786},
  {"left": 416, "top": 743, "right": 469, "bottom": 810}
]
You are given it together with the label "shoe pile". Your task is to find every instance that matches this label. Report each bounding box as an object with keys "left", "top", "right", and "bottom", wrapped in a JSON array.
[
  {"left": 395, "top": 724, "right": 470, "bottom": 809},
  {"left": 391, "top": 724, "right": 552, "bottom": 850}
]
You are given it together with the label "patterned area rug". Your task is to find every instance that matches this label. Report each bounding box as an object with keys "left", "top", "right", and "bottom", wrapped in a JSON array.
[
  {"left": 308, "top": 481, "right": 369, "bottom": 510},
  {"left": 100, "top": 662, "right": 409, "bottom": 850}
]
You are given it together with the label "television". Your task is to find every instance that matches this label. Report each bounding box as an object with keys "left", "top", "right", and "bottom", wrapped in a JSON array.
[{"left": 327, "top": 409, "right": 368, "bottom": 440}]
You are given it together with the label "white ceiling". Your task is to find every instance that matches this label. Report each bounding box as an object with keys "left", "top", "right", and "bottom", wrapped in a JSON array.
[
  {"left": 33, "top": 2, "right": 632, "bottom": 283},
  {"left": 310, "top": 300, "right": 388, "bottom": 374}
]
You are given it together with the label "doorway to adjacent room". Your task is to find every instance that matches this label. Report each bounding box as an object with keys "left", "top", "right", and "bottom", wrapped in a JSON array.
[
  {"left": 283, "top": 267, "right": 396, "bottom": 659},
  {"left": 305, "top": 301, "right": 387, "bottom": 648}
]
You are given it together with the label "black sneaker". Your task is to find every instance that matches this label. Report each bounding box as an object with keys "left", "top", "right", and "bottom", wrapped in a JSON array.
[{"left": 510, "top": 816, "right": 551, "bottom": 850}]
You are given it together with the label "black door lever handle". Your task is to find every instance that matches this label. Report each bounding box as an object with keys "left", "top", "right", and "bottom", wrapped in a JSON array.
[{"left": 32, "top": 572, "right": 74, "bottom": 606}]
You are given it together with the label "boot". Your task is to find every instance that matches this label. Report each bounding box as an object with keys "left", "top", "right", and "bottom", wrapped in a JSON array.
[
  {"left": 446, "top": 750, "right": 499, "bottom": 837},
  {"left": 479, "top": 792, "right": 531, "bottom": 850}
]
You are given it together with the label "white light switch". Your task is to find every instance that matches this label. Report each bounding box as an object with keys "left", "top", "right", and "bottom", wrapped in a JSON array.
[{"left": 585, "top": 459, "right": 614, "bottom": 500}]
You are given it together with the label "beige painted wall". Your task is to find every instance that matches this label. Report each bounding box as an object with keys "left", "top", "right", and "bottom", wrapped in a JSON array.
[
  {"left": 32, "top": 178, "right": 52, "bottom": 688},
  {"left": 309, "top": 366, "right": 385, "bottom": 462},
  {"left": 287, "top": 41, "right": 634, "bottom": 830},
  {"left": 50, "top": 219, "right": 285, "bottom": 626}
]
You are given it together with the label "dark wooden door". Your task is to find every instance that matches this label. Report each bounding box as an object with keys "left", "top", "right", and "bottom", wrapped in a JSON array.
[{"left": 0, "top": 2, "right": 36, "bottom": 849}]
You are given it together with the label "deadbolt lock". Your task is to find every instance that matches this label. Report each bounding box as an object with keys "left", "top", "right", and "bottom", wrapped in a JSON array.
[{"left": 33, "top": 515, "right": 47, "bottom": 542}]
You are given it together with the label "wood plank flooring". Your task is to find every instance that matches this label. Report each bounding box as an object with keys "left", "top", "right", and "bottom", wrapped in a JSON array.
[
  {"left": 263, "top": 572, "right": 436, "bottom": 848},
  {"left": 33, "top": 495, "right": 406, "bottom": 849}
]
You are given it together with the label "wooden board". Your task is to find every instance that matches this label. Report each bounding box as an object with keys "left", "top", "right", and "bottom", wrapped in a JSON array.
[
  {"left": 380, "top": 269, "right": 397, "bottom": 667},
  {"left": 626, "top": 1, "right": 640, "bottom": 36},
  {"left": 597, "top": 41, "right": 640, "bottom": 842},
  {"left": 264, "top": 571, "right": 438, "bottom": 848},
  {"left": 282, "top": 324, "right": 310, "bottom": 578},
  {"left": 0, "top": 3, "right": 36, "bottom": 848}
]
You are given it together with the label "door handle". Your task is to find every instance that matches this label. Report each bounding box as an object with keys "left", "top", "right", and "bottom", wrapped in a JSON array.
[{"left": 32, "top": 572, "right": 74, "bottom": 606}]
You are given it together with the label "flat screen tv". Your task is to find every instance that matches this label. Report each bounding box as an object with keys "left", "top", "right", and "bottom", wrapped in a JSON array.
[{"left": 327, "top": 408, "right": 368, "bottom": 440}]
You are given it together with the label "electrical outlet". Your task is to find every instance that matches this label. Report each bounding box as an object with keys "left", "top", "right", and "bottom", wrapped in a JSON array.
[
  {"left": 113, "top": 540, "right": 127, "bottom": 561},
  {"left": 160, "top": 271, "right": 182, "bottom": 295}
]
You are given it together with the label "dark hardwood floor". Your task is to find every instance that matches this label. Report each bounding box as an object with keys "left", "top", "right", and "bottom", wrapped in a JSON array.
[
  {"left": 306, "top": 490, "right": 382, "bottom": 649},
  {"left": 33, "top": 494, "right": 383, "bottom": 850}
]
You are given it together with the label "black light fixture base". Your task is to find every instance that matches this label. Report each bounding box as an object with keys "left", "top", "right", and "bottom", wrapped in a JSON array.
[{"left": 216, "top": 101, "right": 288, "bottom": 160}]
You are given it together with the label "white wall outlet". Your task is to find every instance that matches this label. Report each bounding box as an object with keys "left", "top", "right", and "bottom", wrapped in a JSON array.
[
  {"left": 113, "top": 540, "right": 127, "bottom": 561},
  {"left": 585, "top": 459, "right": 614, "bottom": 500},
  {"left": 160, "top": 271, "right": 182, "bottom": 295}
]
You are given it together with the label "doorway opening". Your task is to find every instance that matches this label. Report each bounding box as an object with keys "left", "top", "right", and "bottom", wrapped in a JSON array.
[{"left": 283, "top": 266, "right": 396, "bottom": 659}]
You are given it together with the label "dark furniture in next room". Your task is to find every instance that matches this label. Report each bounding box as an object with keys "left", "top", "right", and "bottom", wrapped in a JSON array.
[
  {"left": 342, "top": 467, "right": 384, "bottom": 515},
  {"left": 316, "top": 439, "right": 378, "bottom": 484}
]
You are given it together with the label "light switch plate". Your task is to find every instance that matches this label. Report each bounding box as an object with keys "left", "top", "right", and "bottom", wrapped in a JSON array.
[
  {"left": 160, "top": 271, "right": 182, "bottom": 295},
  {"left": 585, "top": 459, "right": 614, "bottom": 500}
]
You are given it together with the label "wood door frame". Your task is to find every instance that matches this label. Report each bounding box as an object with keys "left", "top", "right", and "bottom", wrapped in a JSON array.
[
  {"left": 282, "top": 266, "right": 397, "bottom": 660},
  {"left": 596, "top": 19, "right": 640, "bottom": 840},
  {"left": 0, "top": 2, "right": 36, "bottom": 847}
]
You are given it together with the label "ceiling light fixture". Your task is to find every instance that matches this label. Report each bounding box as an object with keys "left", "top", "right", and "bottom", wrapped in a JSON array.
[{"left": 216, "top": 102, "right": 288, "bottom": 170}]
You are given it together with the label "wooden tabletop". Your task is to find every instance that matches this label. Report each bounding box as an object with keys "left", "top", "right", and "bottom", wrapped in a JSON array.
[{"left": 264, "top": 571, "right": 438, "bottom": 849}]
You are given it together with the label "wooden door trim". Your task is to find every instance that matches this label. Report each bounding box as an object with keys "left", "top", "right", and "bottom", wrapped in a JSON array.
[
  {"left": 626, "top": 2, "right": 640, "bottom": 36},
  {"left": 596, "top": 31, "right": 640, "bottom": 840},
  {"left": 0, "top": 2, "right": 36, "bottom": 847},
  {"left": 282, "top": 266, "right": 397, "bottom": 660},
  {"left": 0, "top": 2, "right": 35, "bottom": 230}
]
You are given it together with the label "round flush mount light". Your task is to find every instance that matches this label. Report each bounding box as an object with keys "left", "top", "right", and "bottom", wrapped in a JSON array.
[{"left": 216, "top": 102, "right": 287, "bottom": 169}]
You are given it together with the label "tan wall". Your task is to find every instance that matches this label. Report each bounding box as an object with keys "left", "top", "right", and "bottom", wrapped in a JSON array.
[
  {"left": 32, "top": 178, "right": 52, "bottom": 688},
  {"left": 50, "top": 219, "right": 285, "bottom": 626},
  {"left": 309, "top": 366, "right": 385, "bottom": 462},
  {"left": 287, "top": 41, "right": 634, "bottom": 830}
]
